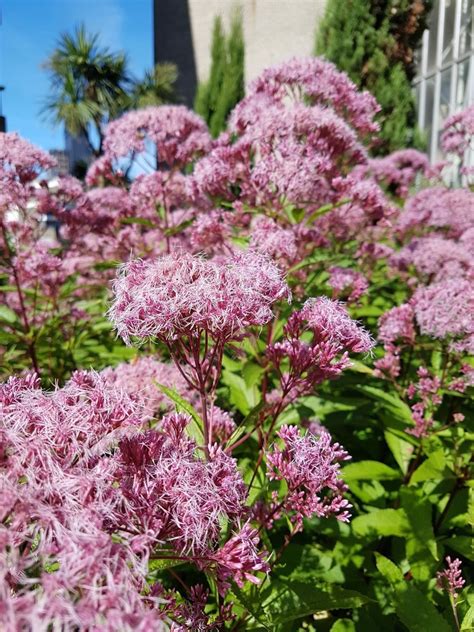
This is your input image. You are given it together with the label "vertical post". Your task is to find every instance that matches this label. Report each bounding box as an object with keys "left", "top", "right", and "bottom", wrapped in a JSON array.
[{"left": 430, "top": 0, "right": 446, "bottom": 162}]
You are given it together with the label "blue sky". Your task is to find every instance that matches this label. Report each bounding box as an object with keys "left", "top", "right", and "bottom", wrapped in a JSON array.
[{"left": 0, "top": 0, "right": 153, "bottom": 150}]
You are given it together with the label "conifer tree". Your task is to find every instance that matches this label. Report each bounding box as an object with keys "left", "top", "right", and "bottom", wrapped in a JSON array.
[
  {"left": 195, "top": 12, "right": 245, "bottom": 137},
  {"left": 316, "top": 0, "right": 431, "bottom": 154}
]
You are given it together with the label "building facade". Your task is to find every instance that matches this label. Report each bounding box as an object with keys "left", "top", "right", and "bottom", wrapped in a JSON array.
[
  {"left": 154, "top": 0, "right": 327, "bottom": 106},
  {"left": 414, "top": 0, "right": 474, "bottom": 163}
]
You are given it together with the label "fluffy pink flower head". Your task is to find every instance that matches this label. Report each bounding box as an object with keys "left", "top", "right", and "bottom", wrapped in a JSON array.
[
  {"left": 103, "top": 105, "right": 211, "bottom": 169},
  {"left": 250, "top": 216, "right": 298, "bottom": 262},
  {"left": 0, "top": 133, "right": 56, "bottom": 211},
  {"left": 267, "top": 297, "right": 374, "bottom": 399},
  {"left": 441, "top": 104, "right": 474, "bottom": 157},
  {"left": 266, "top": 425, "right": 351, "bottom": 528},
  {"left": 0, "top": 132, "right": 55, "bottom": 183},
  {"left": 85, "top": 154, "right": 124, "bottom": 186},
  {"left": 116, "top": 413, "right": 246, "bottom": 554},
  {"left": 100, "top": 357, "right": 196, "bottom": 420},
  {"left": 109, "top": 250, "right": 290, "bottom": 344},
  {"left": 246, "top": 56, "right": 380, "bottom": 137},
  {"left": 212, "top": 524, "right": 269, "bottom": 594},
  {"left": 362, "top": 149, "right": 435, "bottom": 198},
  {"left": 378, "top": 304, "right": 416, "bottom": 347},
  {"left": 397, "top": 187, "right": 474, "bottom": 239},
  {"left": 328, "top": 267, "right": 369, "bottom": 303},
  {"left": 298, "top": 297, "right": 374, "bottom": 354},
  {"left": 391, "top": 236, "right": 474, "bottom": 283},
  {"left": 411, "top": 279, "right": 474, "bottom": 345},
  {"left": 436, "top": 556, "right": 465, "bottom": 600}
]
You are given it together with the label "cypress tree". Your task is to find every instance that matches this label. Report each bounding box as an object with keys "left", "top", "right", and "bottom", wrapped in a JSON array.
[
  {"left": 316, "top": 0, "right": 431, "bottom": 155},
  {"left": 195, "top": 11, "right": 245, "bottom": 137}
]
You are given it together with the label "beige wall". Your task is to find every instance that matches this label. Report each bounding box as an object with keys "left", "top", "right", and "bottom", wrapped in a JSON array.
[{"left": 188, "top": 1, "right": 327, "bottom": 85}]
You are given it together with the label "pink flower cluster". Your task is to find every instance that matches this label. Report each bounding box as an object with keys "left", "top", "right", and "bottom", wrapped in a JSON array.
[
  {"left": 109, "top": 250, "right": 290, "bottom": 344},
  {"left": 328, "top": 266, "right": 369, "bottom": 303},
  {"left": 267, "top": 297, "right": 374, "bottom": 399},
  {"left": 441, "top": 104, "right": 474, "bottom": 157},
  {"left": 103, "top": 105, "right": 211, "bottom": 169},
  {"left": 266, "top": 425, "right": 351, "bottom": 529},
  {"left": 436, "top": 556, "right": 465, "bottom": 600}
]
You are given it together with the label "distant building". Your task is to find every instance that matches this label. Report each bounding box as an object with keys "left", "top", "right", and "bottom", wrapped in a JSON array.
[
  {"left": 65, "top": 130, "right": 93, "bottom": 177},
  {"left": 414, "top": 0, "right": 474, "bottom": 163},
  {"left": 153, "top": 0, "right": 327, "bottom": 106},
  {"left": 48, "top": 149, "right": 70, "bottom": 177},
  {"left": 0, "top": 85, "right": 6, "bottom": 132}
]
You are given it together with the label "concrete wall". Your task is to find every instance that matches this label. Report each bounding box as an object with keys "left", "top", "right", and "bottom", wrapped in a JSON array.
[{"left": 154, "top": 0, "right": 327, "bottom": 105}]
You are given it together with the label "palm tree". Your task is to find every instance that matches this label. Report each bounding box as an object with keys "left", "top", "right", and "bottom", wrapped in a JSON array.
[
  {"left": 128, "top": 63, "right": 178, "bottom": 109},
  {"left": 43, "top": 25, "right": 131, "bottom": 156}
]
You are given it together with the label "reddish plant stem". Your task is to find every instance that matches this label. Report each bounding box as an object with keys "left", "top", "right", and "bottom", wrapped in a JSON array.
[{"left": 1, "top": 223, "right": 40, "bottom": 375}]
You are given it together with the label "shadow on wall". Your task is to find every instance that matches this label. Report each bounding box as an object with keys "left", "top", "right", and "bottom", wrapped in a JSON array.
[{"left": 154, "top": 0, "right": 197, "bottom": 107}]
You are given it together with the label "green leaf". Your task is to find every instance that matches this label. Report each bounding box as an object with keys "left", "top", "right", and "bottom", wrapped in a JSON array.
[
  {"left": 222, "top": 369, "right": 260, "bottom": 415},
  {"left": 163, "top": 218, "right": 194, "bottom": 237},
  {"left": 461, "top": 606, "right": 474, "bottom": 631},
  {"left": 384, "top": 430, "right": 414, "bottom": 474},
  {"left": 444, "top": 535, "right": 474, "bottom": 562},
  {"left": 330, "top": 620, "right": 356, "bottom": 632},
  {"left": 348, "top": 359, "right": 374, "bottom": 375},
  {"left": 153, "top": 382, "right": 204, "bottom": 443},
  {"left": 120, "top": 216, "right": 155, "bottom": 227},
  {"left": 342, "top": 460, "right": 400, "bottom": 482},
  {"left": 375, "top": 554, "right": 451, "bottom": 632},
  {"left": 0, "top": 305, "right": 18, "bottom": 324},
  {"left": 262, "top": 579, "right": 370, "bottom": 625},
  {"left": 356, "top": 385, "right": 413, "bottom": 424},
  {"left": 410, "top": 450, "right": 454, "bottom": 484},
  {"left": 231, "top": 585, "right": 271, "bottom": 630},
  {"left": 400, "top": 488, "right": 438, "bottom": 580},
  {"left": 148, "top": 556, "right": 185, "bottom": 573},
  {"left": 352, "top": 508, "right": 409, "bottom": 539}
]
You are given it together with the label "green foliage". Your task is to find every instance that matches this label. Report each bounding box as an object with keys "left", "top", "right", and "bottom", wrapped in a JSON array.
[
  {"left": 194, "top": 11, "right": 245, "bottom": 136},
  {"left": 42, "top": 25, "right": 177, "bottom": 157},
  {"left": 315, "top": 0, "right": 432, "bottom": 154}
]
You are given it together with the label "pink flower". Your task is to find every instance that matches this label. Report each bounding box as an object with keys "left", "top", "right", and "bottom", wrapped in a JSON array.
[
  {"left": 103, "top": 106, "right": 211, "bottom": 169},
  {"left": 100, "top": 356, "right": 197, "bottom": 420},
  {"left": 116, "top": 414, "right": 247, "bottom": 554},
  {"left": 250, "top": 216, "right": 298, "bottom": 262},
  {"left": 436, "top": 556, "right": 465, "bottom": 600},
  {"left": 109, "top": 250, "right": 290, "bottom": 344},
  {"left": 441, "top": 104, "right": 474, "bottom": 157},
  {"left": 361, "top": 149, "right": 436, "bottom": 198},
  {"left": 213, "top": 524, "right": 269, "bottom": 594},
  {"left": 411, "top": 279, "right": 474, "bottom": 345},
  {"left": 268, "top": 297, "right": 374, "bottom": 399},
  {"left": 328, "top": 267, "right": 369, "bottom": 303},
  {"left": 244, "top": 56, "right": 380, "bottom": 136},
  {"left": 266, "top": 425, "right": 351, "bottom": 529},
  {"left": 378, "top": 304, "right": 416, "bottom": 347}
]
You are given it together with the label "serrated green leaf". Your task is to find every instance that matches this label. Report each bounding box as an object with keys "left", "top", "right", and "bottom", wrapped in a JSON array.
[
  {"left": 410, "top": 450, "right": 454, "bottom": 484},
  {"left": 352, "top": 508, "right": 409, "bottom": 539},
  {"left": 375, "top": 554, "right": 451, "bottom": 632}
]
